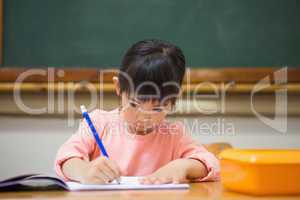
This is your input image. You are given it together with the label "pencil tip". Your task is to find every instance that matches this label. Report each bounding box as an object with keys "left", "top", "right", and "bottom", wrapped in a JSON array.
[{"left": 80, "top": 105, "right": 87, "bottom": 113}]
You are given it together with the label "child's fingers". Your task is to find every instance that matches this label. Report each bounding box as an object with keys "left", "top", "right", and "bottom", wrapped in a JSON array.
[
  {"left": 92, "top": 163, "right": 114, "bottom": 184},
  {"left": 148, "top": 177, "right": 158, "bottom": 184},
  {"left": 140, "top": 176, "right": 172, "bottom": 185},
  {"left": 100, "top": 164, "right": 117, "bottom": 181},
  {"left": 152, "top": 177, "right": 173, "bottom": 184},
  {"left": 139, "top": 176, "right": 151, "bottom": 184},
  {"left": 96, "top": 173, "right": 111, "bottom": 183},
  {"left": 94, "top": 166, "right": 113, "bottom": 183},
  {"left": 172, "top": 179, "right": 180, "bottom": 184},
  {"left": 172, "top": 176, "right": 188, "bottom": 184},
  {"left": 141, "top": 176, "right": 158, "bottom": 184},
  {"left": 104, "top": 159, "right": 121, "bottom": 177},
  {"left": 139, "top": 179, "right": 148, "bottom": 185},
  {"left": 82, "top": 177, "right": 105, "bottom": 185},
  {"left": 100, "top": 161, "right": 119, "bottom": 179},
  {"left": 156, "top": 177, "right": 172, "bottom": 184},
  {"left": 87, "top": 171, "right": 108, "bottom": 184},
  {"left": 140, "top": 177, "right": 154, "bottom": 185}
]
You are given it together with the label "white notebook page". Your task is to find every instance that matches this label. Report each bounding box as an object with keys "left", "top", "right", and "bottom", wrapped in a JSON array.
[{"left": 66, "top": 176, "right": 189, "bottom": 191}]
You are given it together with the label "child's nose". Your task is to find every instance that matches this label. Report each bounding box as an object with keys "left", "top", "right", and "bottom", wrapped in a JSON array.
[{"left": 136, "top": 110, "right": 152, "bottom": 121}]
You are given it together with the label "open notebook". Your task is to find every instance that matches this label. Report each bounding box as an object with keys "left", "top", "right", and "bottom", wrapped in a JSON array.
[{"left": 0, "top": 174, "right": 189, "bottom": 191}]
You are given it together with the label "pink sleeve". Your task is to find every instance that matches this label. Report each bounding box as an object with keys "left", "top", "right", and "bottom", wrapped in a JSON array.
[
  {"left": 54, "top": 110, "right": 106, "bottom": 181},
  {"left": 173, "top": 122, "right": 220, "bottom": 182}
]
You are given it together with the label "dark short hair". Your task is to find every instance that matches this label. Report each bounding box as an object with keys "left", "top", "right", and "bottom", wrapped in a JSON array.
[{"left": 118, "top": 39, "right": 186, "bottom": 105}]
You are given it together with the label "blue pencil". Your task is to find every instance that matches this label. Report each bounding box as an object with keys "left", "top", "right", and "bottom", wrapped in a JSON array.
[
  {"left": 80, "top": 105, "right": 120, "bottom": 183},
  {"left": 80, "top": 105, "right": 108, "bottom": 157}
]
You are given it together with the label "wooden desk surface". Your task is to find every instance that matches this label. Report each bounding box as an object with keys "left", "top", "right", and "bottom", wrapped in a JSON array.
[{"left": 0, "top": 182, "right": 299, "bottom": 200}]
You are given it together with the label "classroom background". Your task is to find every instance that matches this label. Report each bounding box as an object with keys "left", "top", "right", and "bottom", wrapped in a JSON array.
[{"left": 0, "top": 0, "right": 299, "bottom": 180}]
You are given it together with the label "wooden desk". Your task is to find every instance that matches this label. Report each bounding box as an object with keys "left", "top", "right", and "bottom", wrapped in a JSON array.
[{"left": 0, "top": 182, "right": 299, "bottom": 200}]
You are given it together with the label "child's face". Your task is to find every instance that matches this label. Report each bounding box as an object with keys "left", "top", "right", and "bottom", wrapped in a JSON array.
[
  {"left": 120, "top": 93, "right": 172, "bottom": 134},
  {"left": 113, "top": 76, "right": 173, "bottom": 134}
]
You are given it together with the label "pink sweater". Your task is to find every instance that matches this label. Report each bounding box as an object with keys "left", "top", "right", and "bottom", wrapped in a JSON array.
[{"left": 54, "top": 109, "right": 220, "bottom": 181}]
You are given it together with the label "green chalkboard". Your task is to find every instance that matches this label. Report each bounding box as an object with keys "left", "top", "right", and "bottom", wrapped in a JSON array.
[{"left": 3, "top": 0, "right": 300, "bottom": 67}]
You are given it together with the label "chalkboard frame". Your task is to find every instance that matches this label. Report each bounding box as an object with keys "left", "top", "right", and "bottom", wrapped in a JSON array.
[{"left": 0, "top": 67, "right": 300, "bottom": 94}]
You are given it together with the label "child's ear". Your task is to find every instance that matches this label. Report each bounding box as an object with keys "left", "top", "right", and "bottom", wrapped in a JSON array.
[{"left": 112, "top": 76, "right": 121, "bottom": 96}]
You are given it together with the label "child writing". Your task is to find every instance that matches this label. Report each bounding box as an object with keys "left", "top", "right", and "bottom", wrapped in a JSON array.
[{"left": 54, "top": 39, "right": 220, "bottom": 184}]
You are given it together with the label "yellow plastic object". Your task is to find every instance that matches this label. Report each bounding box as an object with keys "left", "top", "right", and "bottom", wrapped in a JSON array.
[{"left": 219, "top": 149, "right": 300, "bottom": 195}]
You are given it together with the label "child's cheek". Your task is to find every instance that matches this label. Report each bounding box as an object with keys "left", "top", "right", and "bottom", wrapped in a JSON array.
[
  {"left": 122, "top": 109, "right": 137, "bottom": 124},
  {"left": 152, "top": 113, "right": 166, "bottom": 124}
]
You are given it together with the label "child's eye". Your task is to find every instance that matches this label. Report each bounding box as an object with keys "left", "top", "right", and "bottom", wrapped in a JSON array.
[
  {"left": 129, "top": 101, "right": 138, "bottom": 108},
  {"left": 152, "top": 107, "right": 163, "bottom": 112}
]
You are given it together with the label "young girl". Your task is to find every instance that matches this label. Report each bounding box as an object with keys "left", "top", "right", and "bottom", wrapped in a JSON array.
[{"left": 55, "top": 39, "right": 220, "bottom": 184}]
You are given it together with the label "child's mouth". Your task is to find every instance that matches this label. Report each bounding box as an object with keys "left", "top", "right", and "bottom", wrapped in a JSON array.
[{"left": 132, "top": 121, "right": 155, "bottom": 135}]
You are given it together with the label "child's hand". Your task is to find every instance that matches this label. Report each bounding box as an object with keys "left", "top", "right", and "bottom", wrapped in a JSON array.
[
  {"left": 139, "top": 159, "right": 189, "bottom": 184},
  {"left": 139, "top": 159, "right": 207, "bottom": 185},
  {"left": 80, "top": 157, "right": 121, "bottom": 184}
]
